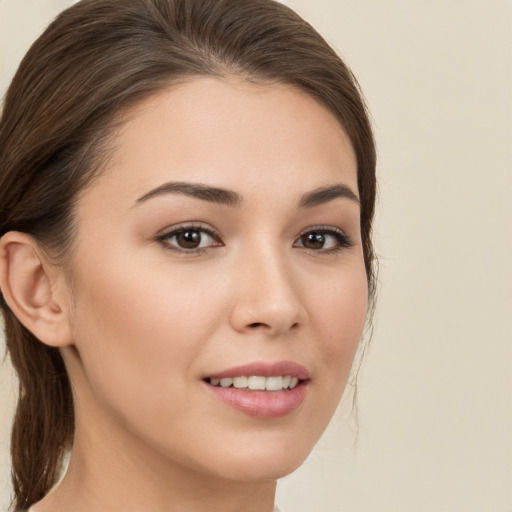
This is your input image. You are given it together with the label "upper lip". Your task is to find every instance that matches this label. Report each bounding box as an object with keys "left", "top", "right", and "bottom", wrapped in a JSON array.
[{"left": 205, "top": 361, "right": 310, "bottom": 380}]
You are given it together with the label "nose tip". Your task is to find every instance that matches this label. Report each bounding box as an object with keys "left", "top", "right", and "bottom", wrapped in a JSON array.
[
  {"left": 229, "top": 258, "right": 308, "bottom": 337},
  {"left": 245, "top": 315, "right": 301, "bottom": 336},
  {"left": 232, "top": 302, "right": 305, "bottom": 337}
]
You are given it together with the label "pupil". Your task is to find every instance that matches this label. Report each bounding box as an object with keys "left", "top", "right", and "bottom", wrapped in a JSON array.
[
  {"left": 303, "top": 232, "right": 325, "bottom": 249},
  {"left": 177, "top": 230, "right": 201, "bottom": 248}
]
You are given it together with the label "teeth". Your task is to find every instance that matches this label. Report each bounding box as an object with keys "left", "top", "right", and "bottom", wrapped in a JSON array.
[
  {"left": 233, "top": 376, "right": 248, "bottom": 389},
  {"left": 247, "top": 376, "right": 266, "bottom": 390},
  {"left": 265, "top": 376, "right": 283, "bottom": 391},
  {"left": 209, "top": 375, "right": 300, "bottom": 391}
]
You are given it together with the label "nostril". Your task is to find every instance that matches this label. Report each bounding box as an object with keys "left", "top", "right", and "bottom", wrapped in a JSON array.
[{"left": 247, "top": 321, "right": 301, "bottom": 331}]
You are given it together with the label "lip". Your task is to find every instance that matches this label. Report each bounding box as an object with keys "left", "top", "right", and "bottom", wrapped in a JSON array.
[
  {"left": 204, "top": 360, "right": 310, "bottom": 380},
  {"left": 204, "top": 382, "right": 308, "bottom": 419},
  {"left": 202, "top": 361, "right": 310, "bottom": 419}
]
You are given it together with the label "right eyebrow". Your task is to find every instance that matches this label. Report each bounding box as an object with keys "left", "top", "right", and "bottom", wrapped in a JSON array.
[
  {"left": 133, "top": 181, "right": 244, "bottom": 208},
  {"left": 297, "top": 183, "right": 360, "bottom": 208}
]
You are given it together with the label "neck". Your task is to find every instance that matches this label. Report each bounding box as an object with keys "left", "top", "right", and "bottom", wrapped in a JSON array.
[
  {"left": 33, "top": 426, "right": 277, "bottom": 512},
  {"left": 31, "top": 384, "right": 277, "bottom": 512}
]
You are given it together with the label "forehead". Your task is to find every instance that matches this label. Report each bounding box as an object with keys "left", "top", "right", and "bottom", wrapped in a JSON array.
[{"left": 79, "top": 76, "right": 358, "bottom": 213}]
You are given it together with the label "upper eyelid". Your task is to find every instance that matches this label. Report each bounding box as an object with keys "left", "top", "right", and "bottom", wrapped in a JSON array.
[
  {"left": 298, "top": 225, "right": 346, "bottom": 234},
  {"left": 296, "top": 225, "right": 350, "bottom": 241},
  {"left": 157, "top": 223, "right": 348, "bottom": 238},
  {"left": 157, "top": 222, "right": 221, "bottom": 238}
]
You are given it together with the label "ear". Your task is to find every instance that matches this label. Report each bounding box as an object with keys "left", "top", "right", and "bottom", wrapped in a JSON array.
[{"left": 0, "top": 231, "right": 73, "bottom": 347}]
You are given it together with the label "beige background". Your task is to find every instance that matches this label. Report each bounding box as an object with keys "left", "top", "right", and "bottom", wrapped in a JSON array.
[{"left": 1, "top": 0, "right": 511, "bottom": 511}]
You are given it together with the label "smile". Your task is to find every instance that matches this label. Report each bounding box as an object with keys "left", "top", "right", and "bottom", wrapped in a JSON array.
[
  {"left": 203, "top": 361, "right": 310, "bottom": 418},
  {"left": 207, "top": 375, "right": 300, "bottom": 391}
]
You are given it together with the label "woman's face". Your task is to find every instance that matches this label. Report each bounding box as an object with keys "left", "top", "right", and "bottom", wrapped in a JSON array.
[{"left": 63, "top": 77, "right": 368, "bottom": 481}]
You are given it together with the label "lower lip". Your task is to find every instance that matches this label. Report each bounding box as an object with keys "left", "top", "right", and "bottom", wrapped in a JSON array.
[{"left": 203, "top": 381, "right": 308, "bottom": 419}]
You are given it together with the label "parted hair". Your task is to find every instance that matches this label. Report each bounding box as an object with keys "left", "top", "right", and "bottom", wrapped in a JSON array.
[{"left": 0, "top": 0, "right": 376, "bottom": 509}]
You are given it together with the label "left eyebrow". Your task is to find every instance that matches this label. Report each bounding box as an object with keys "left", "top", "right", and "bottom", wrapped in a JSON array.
[
  {"left": 134, "top": 181, "right": 243, "bottom": 208},
  {"left": 297, "top": 184, "right": 360, "bottom": 208}
]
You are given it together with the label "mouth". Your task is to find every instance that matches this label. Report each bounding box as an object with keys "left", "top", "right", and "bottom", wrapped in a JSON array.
[
  {"left": 202, "top": 361, "right": 310, "bottom": 418},
  {"left": 205, "top": 375, "right": 302, "bottom": 391}
]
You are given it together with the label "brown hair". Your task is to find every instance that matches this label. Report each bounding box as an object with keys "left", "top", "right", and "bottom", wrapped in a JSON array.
[{"left": 0, "top": 0, "right": 376, "bottom": 509}]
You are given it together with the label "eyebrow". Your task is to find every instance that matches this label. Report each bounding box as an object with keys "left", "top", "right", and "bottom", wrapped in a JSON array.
[
  {"left": 134, "top": 181, "right": 359, "bottom": 208},
  {"left": 297, "top": 183, "right": 359, "bottom": 208},
  {"left": 135, "top": 182, "right": 242, "bottom": 207}
]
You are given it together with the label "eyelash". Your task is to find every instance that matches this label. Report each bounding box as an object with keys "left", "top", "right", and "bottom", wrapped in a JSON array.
[
  {"left": 156, "top": 223, "right": 353, "bottom": 255},
  {"left": 156, "top": 223, "right": 222, "bottom": 255},
  {"left": 294, "top": 226, "right": 353, "bottom": 254}
]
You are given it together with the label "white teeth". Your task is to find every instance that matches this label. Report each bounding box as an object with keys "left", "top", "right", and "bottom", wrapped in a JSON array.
[
  {"left": 220, "top": 378, "right": 233, "bottom": 388},
  {"left": 247, "top": 376, "right": 266, "bottom": 390},
  {"left": 209, "top": 375, "right": 301, "bottom": 391},
  {"left": 233, "top": 376, "right": 248, "bottom": 389},
  {"left": 265, "top": 376, "right": 283, "bottom": 391}
]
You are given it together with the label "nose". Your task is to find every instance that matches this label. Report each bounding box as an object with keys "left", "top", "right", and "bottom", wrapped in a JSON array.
[{"left": 229, "top": 246, "right": 308, "bottom": 337}]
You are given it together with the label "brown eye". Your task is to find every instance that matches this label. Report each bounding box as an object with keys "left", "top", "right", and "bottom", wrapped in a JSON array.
[
  {"left": 294, "top": 228, "right": 352, "bottom": 252},
  {"left": 158, "top": 225, "right": 222, "bottom": 252},
  {"left": 176, "top": 230, "right": 202, "bottom": 249},
  {"left": 300, "top": 232, "right": 326, "bottom": 249}
]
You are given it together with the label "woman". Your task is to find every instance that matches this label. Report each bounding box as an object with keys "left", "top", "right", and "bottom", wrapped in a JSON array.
[{"left": 0, "top": 0, "right": 376, "bottom": 510}]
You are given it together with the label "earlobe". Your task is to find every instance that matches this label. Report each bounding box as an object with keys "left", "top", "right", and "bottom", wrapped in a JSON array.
[{"left": 0, "top": 231, "right": 73, "bottom": 347}]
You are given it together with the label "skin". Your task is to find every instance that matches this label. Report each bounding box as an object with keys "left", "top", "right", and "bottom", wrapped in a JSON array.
[{"left": 3, "top": 77, "right": 368, "bottom": 512}]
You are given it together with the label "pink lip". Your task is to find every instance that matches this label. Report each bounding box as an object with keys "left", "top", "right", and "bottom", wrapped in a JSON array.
[
  {"left": 202, "top": 361, "right": 310, "bottom": 419},
  {"left": 205, "top": 360, "right": 310, "bottom": 380},
  {"left": 204, "top": 383, "right": 308, "bottom": 419}
]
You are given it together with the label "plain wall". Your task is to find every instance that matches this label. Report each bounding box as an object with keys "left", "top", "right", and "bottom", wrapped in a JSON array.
[{"left": 1, "top": 0, "right": 511, "bottom": 511}]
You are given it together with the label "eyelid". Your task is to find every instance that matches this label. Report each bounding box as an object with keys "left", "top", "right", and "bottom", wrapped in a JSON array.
[
  {"left": 297, "top": 225, "right": 348, "bottom": 237},
  {"left": 155, "top": 222, "right": 353, "bottom": 255},
  {"left": 156, "top": 222, "right": 223, "bottom": 253},
  {"left": 294, "top": 225, "right": 353, "bottom": 252},
  {"left": 156, "top": 221, "right": 221, "bottom": 239}
]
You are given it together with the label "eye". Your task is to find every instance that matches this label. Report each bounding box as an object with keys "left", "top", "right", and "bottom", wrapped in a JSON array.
[
  {"left": 157, "top": 224, "right": 222, "bottom": 252},
  {"left": 294, "top": 227, "right": 352, "bottom": 253}
]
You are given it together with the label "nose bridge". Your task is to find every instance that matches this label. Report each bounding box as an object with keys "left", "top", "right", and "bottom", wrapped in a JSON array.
[{"left": 230, "top": 239, "right": 307, "bottom": 335}]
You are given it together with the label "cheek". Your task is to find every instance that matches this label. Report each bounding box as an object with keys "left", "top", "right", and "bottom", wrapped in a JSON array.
[
  {"left": 310, "top": 261, "right": 368, "bottom": 399},
  {"left": 68, "top": 254, "right": 220, "bottom": 421},
  {"left": 318, "top": 259, "right": 368, "bottom": 343}
]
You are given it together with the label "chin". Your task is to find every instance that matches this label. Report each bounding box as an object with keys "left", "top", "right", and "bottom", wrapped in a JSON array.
[{"left": 200, "top": 436, "right": 315, "bottom": 482}]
